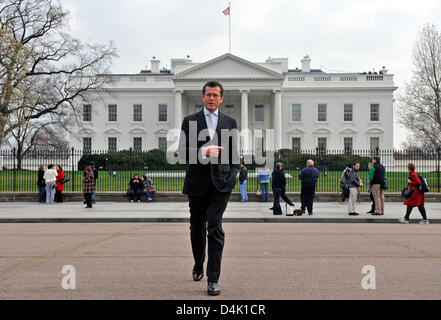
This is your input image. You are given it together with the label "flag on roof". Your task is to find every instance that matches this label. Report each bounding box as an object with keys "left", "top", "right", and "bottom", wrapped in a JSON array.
[{"left": 222, "top": 7, "right": 230, "bottom": 15}]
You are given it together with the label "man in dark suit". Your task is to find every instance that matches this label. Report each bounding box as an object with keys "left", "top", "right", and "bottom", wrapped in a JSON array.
[{"left": 178, "top": 81, "right": 239, "bottom": 296}]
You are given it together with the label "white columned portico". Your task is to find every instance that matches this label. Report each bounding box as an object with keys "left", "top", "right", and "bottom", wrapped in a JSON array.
[
  {"left": 240, "top": 89, "right": 250, "bottom": 152},
  {"left": 174, "top": 89, "right": 183, "bottom": 129},
  {"left": 273, "top": 89, "right": 282, "bottom": 151}
]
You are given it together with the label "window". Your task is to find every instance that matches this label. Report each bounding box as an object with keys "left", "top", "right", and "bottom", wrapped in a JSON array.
[
  {"left": 344, "top": 137, "right": 353, "bottom": 154},
  {"left": 108, "top": 137, "right": 117, "bottom": 152},
  {"left": 292, "top": 138, "right": 301, "bottom": 152},
  {"left": 133, "top": 137, "right": 142, "bottom": 152},
  {"left": 344, "top": 104, "right": 353, "bottom": 122},
  {"left": 133, "top": 104, "right": 142, "bottom": 122},
  {"left": 318, "top": 104, "right": 327, "bottom": 122},
  {"left": 108, "top": 104, "right": 117, "bottom": 122},
  {"left": 195, "top": 105, "right": 204, "bottom": 113},
  {"left": 255, "top": 105, "right": 264, "bottom": 122},
  {"left": 224, "top": 105, "right": 235, "bottom": 118},
  {"left": 370, "top": 104, "right": 380, "bottom": 121},
  {"left": 159, "top": 104, "right": 168, "bottom": 122},
  {"left": 83, "top": 104, "right": 92, "bottom": 122},
  {"left": 83, "top": 137, "right": 92, "bottom": 153},
  {"left": 158, "top": 137, "right": 167, "bottom": 152},
  {"left": 292, "top": 104, "right": 301, "bottom": 122},
  {"left": 317, "top": 137, "right": 327, "bottom": 154},
  {"left": 370, "top": 137, "right": 380, "bottom": 151}
]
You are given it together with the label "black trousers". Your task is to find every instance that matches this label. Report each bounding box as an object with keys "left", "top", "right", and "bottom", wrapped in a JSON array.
[
  {"left": 55, "top": 190, "right": 63, "bottom": 203},
  {"left": 300, "top": 183, "right": 316, "bottom": 213},
  {"left": 188, "top": 179, "right": 231, "bottom": 283},
  {"left": 272, "top": 187, "right": 294, "bottom": 215},
  {"left": 84, "top": 193, "right": 92, "bottom": 207},
  {"left": 405, "top": 205, "right": 427, "bottom": 220},
  {"left": 369, "top": 192, "right": 376, "bottom": 212}
]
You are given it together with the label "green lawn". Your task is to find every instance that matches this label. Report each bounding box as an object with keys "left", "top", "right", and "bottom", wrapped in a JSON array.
[{"left": 1, "top": 170, "right": 440, "bottom": 193}]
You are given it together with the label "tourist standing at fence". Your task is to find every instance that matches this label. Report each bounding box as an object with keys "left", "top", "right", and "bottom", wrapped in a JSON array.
[
  {"left": 55, "top": 165, "right": 65, "bottom": 203},
  {"left": 83, "top": 166, "right": 95, "bottom": 208},
  {"left": 258, "top": 163, "right": 271, "bottom": 202},
  {"left": 37, "top": 164, "right": 46, "bottom": 203},
  {"left": 239, "top": 163, "right": 248, "bottom": 202},
  {"left": 91, "top": 162, "right": 98, "bottom": 204},
  {"left": 299, "top": 160, "right": 319, "bottom": 215},
  {"left": 142, "top": 174, "right": 156, "bottom": 201},
  {"left": 366, "top": 162, "right": 376, "bottom": 214},
  {"left": 43, "top": 164, "right": 58, "bottom": 204},
  {"left": 370, "top": 156, "right": 386, "bottom": 215},
  {"left": 271, "top": 162, "right": 295, "bottom": 215},
  {"left": 347, "top": 162, "right": 363, "bottom": 216},
  {"left": 399, "top": 163, "right": 429, "bottom": 224},
  {"left": 128, "top": 174, "right": 143, "bottom": 202}
]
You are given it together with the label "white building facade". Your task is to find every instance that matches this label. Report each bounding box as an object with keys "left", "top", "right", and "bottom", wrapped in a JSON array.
[{"left": 71, "top": 53, "right": 397, "bottom": 153}]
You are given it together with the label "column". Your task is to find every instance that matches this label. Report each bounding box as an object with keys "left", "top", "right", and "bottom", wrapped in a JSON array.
[
  {"left": 240, "top": 90, "right": 250, "bottom": 152},
  {"left": 273, "top": 90, "right": 282, "bottom": 151},
  {"left": 174, "top": 89, "right": 183, "bottom": 129}
]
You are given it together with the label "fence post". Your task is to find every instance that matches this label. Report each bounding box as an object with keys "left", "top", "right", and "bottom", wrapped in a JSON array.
[
  {"left": 71, "top": 147, "right": 75, "bottom": 192},
  {"left": 437, "top": 147, "right": 440, "bottom": 193},
  {"left": 129, "top": 147, "right": 133, "bottom": 178},
  {"left": 12, "top": 147, "right": 16, "bottom": 192}
]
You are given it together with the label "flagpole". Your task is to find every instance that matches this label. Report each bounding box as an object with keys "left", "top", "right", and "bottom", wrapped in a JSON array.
[{"left": 229, "top": 2, "right": 231, "bottom": 53}]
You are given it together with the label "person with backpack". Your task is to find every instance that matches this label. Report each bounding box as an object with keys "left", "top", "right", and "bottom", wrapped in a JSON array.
[
  {"left": 370, "top": 156, "right": 386, "bottom": 215},
  {"left": 347, "top": 162, "right": 363, "bottom": 216},
  {"left": 399, "top": 162, "right": 429, "bottom": 224},
  {"left": 339, "top": 163, "right": 352, "bottom": 203}
]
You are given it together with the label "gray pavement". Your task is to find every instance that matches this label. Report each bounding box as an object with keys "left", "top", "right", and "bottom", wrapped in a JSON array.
[
  {"left": 0, "top": 223, "right": 440, "bottom": 300},
  {"left": 0, "top": 201, "right": 440, "bottom": 223}
]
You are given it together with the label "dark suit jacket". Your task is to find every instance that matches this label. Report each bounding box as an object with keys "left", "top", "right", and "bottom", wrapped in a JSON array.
[{"left": 179, "top": 110, "right": 240, "bottom": 196}]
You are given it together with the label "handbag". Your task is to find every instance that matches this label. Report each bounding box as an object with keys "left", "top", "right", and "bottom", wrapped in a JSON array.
[
  {"left": 61, "top": 175, "right": 70, "bottom": 184},
  {"left": 286, "top": 203, "right": 294, "bottom": 216},
  {"left": 381, "top": 178, "right": 388, "bottom": 190},
  {"left": 401, "top": 187, "right": 413, "bottom": 199}
]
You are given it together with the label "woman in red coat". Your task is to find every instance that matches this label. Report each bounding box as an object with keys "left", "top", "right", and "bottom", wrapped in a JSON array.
[
  {"left": 55, "top": 165, "right": 65, "bottom": 203},
  {"left": 399, "top": 162, "right": 429, "bottom": 224}
]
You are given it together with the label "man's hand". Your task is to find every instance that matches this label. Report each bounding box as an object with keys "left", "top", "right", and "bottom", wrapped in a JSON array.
[{"left": 204, "top": 146, "right": 224, "bottom": 157}]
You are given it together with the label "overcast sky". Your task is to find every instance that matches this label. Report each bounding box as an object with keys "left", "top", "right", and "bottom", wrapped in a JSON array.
[{"left": 60, "top": 0, "right": 441, "bottom": 148}]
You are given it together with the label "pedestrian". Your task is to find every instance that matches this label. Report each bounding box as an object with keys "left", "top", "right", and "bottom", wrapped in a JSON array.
[
  {"left": 271, "top": 162, "right": 295, "bottom": 215},
  {"left": 55, "top": 165, "right": 65, "bottom": 203},
  {"left": 399, "top": 163, "right": 429, "bottom": 224},
  {"left": 128, "top": 174, "right": 143, "bottom": 202},
  {"left": 83, "top": 166, "right": 95, "bottom": 209},
  {"left": 37, "top": 164, "right": 47, "bottom": 203},
  {"left": 91, "top": 162, "right": 98, "bottom": 204},
  {"left": 347, "top": 162, "right": 363, "bottom": 216},
  {"left": 370, "top": 155, "right": 386, "bottom": 215},
  {"left": 239, "top": 163, "right": 248, "bottom": 202},
  {"left": 257, "top": 163, "right": 271, "bottom": 202},
  {"left": 298, "top": 160, "right": 319, "bottom": 215},
  {"left": 366, "top": 162, "right": 376, "bottom": 214},
  {"left": 142, "top": 174, "right": 156, "bottom": 201},
  {"left": 43, "top": 164, "right": 58, "bottom": 204},
  {"left": 179, "top": 81, "right": 240, "bottom": 296}
]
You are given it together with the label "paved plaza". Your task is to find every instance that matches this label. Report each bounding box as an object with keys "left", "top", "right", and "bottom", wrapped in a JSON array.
[{"left": 0, "top": 223, "right": 440, "bottom": 300}]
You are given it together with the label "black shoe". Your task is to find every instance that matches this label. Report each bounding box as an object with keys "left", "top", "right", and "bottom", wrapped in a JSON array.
[
  {"left": 349, "top": 212, "right": 359, "bottom": 216},
  {"left": 269, "top": 207, "right": 274, "bottom": 210},
  {"left": 207, "top": 282, "right": 220, "bottom": 296},
  {"left": 192, "top": 266, "right": 203, "bottom": 282},
  {"left": 366, "top": 210, "right": 375, "bottom": 214},
  {"left": 85, "top": 206, "right": 92, "bottom": 209},
  {"left": 308, "top": 212, "right": 313, "bottom": 216}
]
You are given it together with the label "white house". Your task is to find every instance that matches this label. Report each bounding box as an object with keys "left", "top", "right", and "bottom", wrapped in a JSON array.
[{"left": 70, "top": 53, "right": 397, "bottom": 153}]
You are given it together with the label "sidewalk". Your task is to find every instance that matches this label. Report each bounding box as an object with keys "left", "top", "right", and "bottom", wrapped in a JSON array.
[{"left": 0, "top": 201, "right": 440, "bottom": 223}]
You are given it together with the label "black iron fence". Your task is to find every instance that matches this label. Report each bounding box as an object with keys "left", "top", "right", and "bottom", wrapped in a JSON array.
[{"left": 0, "top": 148, "right": 440, "bottom": 193}]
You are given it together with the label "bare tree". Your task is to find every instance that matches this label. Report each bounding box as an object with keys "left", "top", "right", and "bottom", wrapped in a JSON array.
[
  {"left": 397, "top": 23, "right": 441, "bottom": 149},
  {"left": 0, "top": 0, "right": 117, "bottom": 146}
]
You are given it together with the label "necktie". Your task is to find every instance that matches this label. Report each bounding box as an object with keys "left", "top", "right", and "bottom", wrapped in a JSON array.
[{"left": 208, "top": 112, "right": 216, "bottom": 140}]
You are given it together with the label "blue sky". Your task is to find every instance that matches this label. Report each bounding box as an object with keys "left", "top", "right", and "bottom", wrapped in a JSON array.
[{"left": 60, "top": 0, "right": 441, "bottom": 147}]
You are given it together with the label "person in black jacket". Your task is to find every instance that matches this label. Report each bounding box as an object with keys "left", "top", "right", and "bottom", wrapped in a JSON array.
[
  {"left": 128, "top": 174, "right": 143, "bottom": 202},
  {"left": 271, "top": 162, "right": 295, "bottom": 215},
  {"left": 299, "top": 160, "right": 320, "bottom": 215},
  {"left": 37, "top": 164, "right": 47, "bottom": 203},
  {"left": 90, "top": 162, "right": 99, "bottom": 204},
  {"left": 370, "top": 156, "right": 386, "bottom": 215}
]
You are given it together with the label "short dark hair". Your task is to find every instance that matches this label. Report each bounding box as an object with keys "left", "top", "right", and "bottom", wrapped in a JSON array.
[
  {"left": 372, "top": 156, "right": 381, "bottom": 163},
  {"left": 203, "top": 81, "right": 224, "bottom": 97},
  {"left": 352, "top": 162, "right": 359, "bottom": 167}
]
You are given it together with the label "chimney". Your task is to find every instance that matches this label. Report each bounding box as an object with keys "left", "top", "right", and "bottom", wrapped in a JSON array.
[
  {"left": 380, "top": 66, "right": 388, "bottom": 74},
  {"left": 151, "top": 57, "right": 160, "bottom": 73},
  {"left": 301, "top": 55, "right": 311, "bottom": 73}
]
